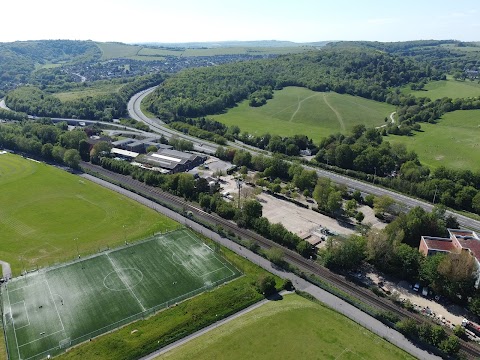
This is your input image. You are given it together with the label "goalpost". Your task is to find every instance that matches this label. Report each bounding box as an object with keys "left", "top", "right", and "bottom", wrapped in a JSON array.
[{"left": 59, "top": 338, "right": 71, "bottom": 349}]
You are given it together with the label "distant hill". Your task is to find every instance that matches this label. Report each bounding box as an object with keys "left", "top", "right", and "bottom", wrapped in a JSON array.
[{"left": 134, "top": 40, "right": 331, "bottom": 48}]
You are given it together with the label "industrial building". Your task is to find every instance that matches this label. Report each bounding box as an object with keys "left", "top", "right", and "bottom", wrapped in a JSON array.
[{"left": 136, "top": 148, "right": 206, "bottom": 174}]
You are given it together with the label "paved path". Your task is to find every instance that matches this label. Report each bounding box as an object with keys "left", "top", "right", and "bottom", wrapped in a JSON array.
[
  {"left": 81, "top": 174, "right": 441, "bottom": 360},
  {"left": 139, "top": 292, "right": 291, "bottom": 360},
  {"left": 0, "top": 260, "right": 12, "bottom": 279}
]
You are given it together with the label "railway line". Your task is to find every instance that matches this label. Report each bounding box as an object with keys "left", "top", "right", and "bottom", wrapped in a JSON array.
[{"left": 80, "top": 162, "right": 480, "bottom": 359}]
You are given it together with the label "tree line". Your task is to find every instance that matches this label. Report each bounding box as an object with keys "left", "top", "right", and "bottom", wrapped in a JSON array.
[
  {"left": 144, "top": 48, "right": 442, "bottom": 121},
  {"left": 4, "top": 73, "right": 166, "bottom": 121}
]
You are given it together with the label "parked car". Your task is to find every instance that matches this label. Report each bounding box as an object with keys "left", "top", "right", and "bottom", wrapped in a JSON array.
[
  {"left": 413, "top": 283, "right": 420, "bottom": 292},
  {"left": 422, "top": 287, "right": 429, "bottom": 297}
]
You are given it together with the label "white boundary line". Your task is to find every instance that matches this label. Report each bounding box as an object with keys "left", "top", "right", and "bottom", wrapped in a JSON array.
[
  {"left": 184, "top": 230, "right": 235, "bottom": 277},
  {"left": 5, "top": 286, "right": 22, "bottom": 360},
  {"left": 11, "top": 300, "right": 30, "bottom": 330},
  {"left": 4, "top": 229, "right": 240, "bottom": 360},
  {"left": 106, "top": 253, "right": 146, "bottom": 312},
  {"left": 45, "top": 278, "right": 65, "bottom": 333},
  {"left": 18, "top": 329, "right": 65, "bottom": 348}
]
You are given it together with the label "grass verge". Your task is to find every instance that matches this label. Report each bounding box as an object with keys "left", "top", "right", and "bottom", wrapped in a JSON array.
[
  {"left": 56, "top": 247, "right": 280, "bottom": 360},
  {"left": 155, "top": 293, "right": 415, "bottom": 360}
]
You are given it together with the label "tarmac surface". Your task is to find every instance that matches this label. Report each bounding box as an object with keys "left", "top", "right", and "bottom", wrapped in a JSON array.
[{"left": 81, "top": 173, "right": 441, "bottom": 360}]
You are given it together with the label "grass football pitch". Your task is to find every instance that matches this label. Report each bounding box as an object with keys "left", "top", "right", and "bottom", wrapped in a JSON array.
[
  {"left": 1, "top": 228, "right": 240, "bottom": 360},
  {"left": 0, "top": 153, "right": 177, "bottom": 274}
]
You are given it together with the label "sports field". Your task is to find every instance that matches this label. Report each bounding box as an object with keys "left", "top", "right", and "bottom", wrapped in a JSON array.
[
  {"left": 1, "top": 228, "right": 240, "bottom": 360},
  {"left": 386, "top": 109, "right": 480, "bottom": 171},
  {"left": 157, "top": 294, "right": 414, "bottom": 360},
  {"left": 211, "top": 87, "right": 394, "bottom": 142},
  {"left": 404, "top": 77, "right": 480, "bottom": 100},
  {"left": 0, "top": 153, "right": 177, "bottom": 274}
]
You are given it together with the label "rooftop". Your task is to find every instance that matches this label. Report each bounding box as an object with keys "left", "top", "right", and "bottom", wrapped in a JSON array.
[
  {"left": 111, "top": 148, "right": 139, "bottom": 158},
  {"left": 422, "top": 236, "right": 456, "bottom": 253},
  {"left": 449, "top": 229, "right": 480, "bottom": 262}
]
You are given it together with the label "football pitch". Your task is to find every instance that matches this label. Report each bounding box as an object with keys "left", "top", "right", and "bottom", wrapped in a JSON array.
[{"left": 1, "top": 229, "right": 240, "bottom": 360}]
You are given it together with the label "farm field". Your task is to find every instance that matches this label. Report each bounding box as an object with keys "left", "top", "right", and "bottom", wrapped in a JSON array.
[
  {"left": 0, "top": 153, "right": 177, "bottom": 274},
  {"left": 403, "top": 77, "right": 480, "bottom": 100},
  {"left": 157, "top": 294, "right": 414, "bottom": 360},
  {"left": 96, "top": 42, "right": 314, "bottom": 61},
  {"left": 2, "top": 228, "right": 240, "bottom": 360},
  {"left": 96, "top": 42, "right": 143, "bottom": 60},
  {"left": 386, "top": 109, "right": 480, "bottom": 171},
  {"left": 52, "top": 82, "right": 124, "bottom": 101},
  {"left": 211, "top": 87, "right": 394, "bottom": 142}
]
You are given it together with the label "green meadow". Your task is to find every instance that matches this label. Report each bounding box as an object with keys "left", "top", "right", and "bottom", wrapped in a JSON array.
[
  {"left": 96, "top": 42, "right": 143, "bottom": 60},
  {"left": 52, "top": 82, "right": 124, "bottom": 101},
  {"left": 386, "top": 109, "right": 480, "bottom": 171},
  {"left": 212, "top": 87, "right": 394, "bottom": 142},
  {"left": 404, "top": 77, "right": 480, "bottom": 100},
  {"left": 0, "top": 154, "right": 177, "bottom": 274},
  {"left": 157, "top": 294, "right": 414, "bottom": 360}
]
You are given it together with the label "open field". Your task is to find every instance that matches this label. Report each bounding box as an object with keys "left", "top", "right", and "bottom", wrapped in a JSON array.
[
  {"left": 2, "top": 229, "right": 240, "bottom": 360},
  {"left": 211, "top": 87, "right": 394, "bottom": 142},
  {"left": 52, "top": 82, "right": 124, "bottom": 101},
  {"left": 157, "top": 294, "right": 414, "bottom": 360},
  {"left": 96, "top": 42, "right": 143, "bottom": 60},
  {"left": 0, "top": 153, "right": 177, "bottom": 274},
  {"left": 386, "top": 109, "right": 480, "bottom": 171},
  {"left": 403, "top": 77, "right": 480, "bottom": 100},
  {"left": 96, "top": 42, "right": 314, "bottom": 61}
]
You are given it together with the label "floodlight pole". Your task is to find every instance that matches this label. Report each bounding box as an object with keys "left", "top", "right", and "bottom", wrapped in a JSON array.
[
  {"left": 236, "top": 178, "right": 243, "bottom": 209},
  {"left": 432, "top": 185, "right": 438, "bottom": 205},
  {"left": 74, "top": 238, "right": 79, "bottom": 257},
  {"left": 123, "top": 224, "right": 127, "bottom": 244}
]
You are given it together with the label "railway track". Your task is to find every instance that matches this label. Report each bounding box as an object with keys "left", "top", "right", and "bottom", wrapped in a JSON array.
[{"left": 80, "top": 162, "right": 480, "bottom": 359}]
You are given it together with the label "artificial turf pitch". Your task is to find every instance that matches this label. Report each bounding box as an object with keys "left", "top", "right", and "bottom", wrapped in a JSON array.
[{"left": 1, "top": 229, "right": 240, "bottom": 360}]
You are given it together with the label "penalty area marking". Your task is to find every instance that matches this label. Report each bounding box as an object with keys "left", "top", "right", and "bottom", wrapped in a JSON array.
[{"left": 11, "top": 300, "right": 30, "bottom": 330}]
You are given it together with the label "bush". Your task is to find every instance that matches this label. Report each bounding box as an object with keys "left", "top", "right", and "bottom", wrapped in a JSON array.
[{"left": 255, "top": 274, "right": 276, "bottom": 296}]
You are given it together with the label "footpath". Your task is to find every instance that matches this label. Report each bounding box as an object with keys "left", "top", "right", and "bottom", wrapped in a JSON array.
[{"left": 82, "top": 174, "right": 441, "bottom": 360}]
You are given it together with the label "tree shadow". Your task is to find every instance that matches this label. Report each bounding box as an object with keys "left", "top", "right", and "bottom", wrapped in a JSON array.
[{"left": 266, "top": 292, "right": 284, "bottom": 301}]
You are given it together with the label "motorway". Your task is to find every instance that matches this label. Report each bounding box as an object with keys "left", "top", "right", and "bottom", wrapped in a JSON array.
[{"left": 127, "top": 89, "right": 480, "bottom": 233}]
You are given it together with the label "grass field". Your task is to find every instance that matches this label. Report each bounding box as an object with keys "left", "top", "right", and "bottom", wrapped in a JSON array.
[
  {"left": 0, "top": 153, "right": 177, "bottom": 274},
  {"left": 95, "top": 42, "right": 313, "bottom": 61},
  {"left": 1, "top": 228, "right": 240, "bottom": 360},
  {"left": 96, "top": 42, "right": 143, "bottom": 60},
  {"left": 403, "top": 76, "right": 480, "bottom": 100},
  {"left": 52, "top": 83, "right": 124, "bottom": 101},
  {"left": 386, "top": 109, "right": 480, "bottom": 171},
  {"left": 211, "top": 87, "right": 394, "bottom": 142},
  {"left": 156, "top": 294, "right": 414, "bottom": 360}
]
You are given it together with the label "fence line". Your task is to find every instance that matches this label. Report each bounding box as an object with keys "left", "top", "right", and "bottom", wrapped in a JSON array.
[{"left": 1, "top": 229, "right": 241, "bottom": 360}]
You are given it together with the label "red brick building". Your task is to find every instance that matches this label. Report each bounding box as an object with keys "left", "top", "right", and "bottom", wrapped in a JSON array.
[{"left": 419, "top": 229, "right": 480, "bottom": 285}]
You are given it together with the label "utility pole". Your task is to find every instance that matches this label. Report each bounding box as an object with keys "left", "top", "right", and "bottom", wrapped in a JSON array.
[
  {"left": 236, "top": 178, "right": 243, "bottom": 209},
  {"left": 373, "top": 167, "right": 377, "bottom": 184},
  {"left": 433, "top": 185, "right": 438, "bottom": 205}
]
